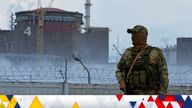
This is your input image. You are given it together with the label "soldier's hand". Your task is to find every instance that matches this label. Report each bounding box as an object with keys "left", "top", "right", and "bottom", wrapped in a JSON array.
[{"left": 119, "top": 79, "right": 126, "bottom": 91}]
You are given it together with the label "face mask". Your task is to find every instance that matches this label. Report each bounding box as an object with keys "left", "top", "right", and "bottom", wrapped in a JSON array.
[{"left": 131, "top": 32, "right": 147, "bottom": 48}]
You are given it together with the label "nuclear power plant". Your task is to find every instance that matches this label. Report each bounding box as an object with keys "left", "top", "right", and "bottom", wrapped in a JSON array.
[
  {"left": 0, "top": 0, "right": 192, "bottom": 95},
  {"left": 0, "top": 0, "right": 109, "bottom": 64},
  {"left": 0, "top": 0, "right": 116, "bottom": 95}
]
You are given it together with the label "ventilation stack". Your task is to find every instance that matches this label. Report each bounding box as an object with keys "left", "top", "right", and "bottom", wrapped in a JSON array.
[{"left": 84, "top": 0, "right": 92, "bottom": 29}]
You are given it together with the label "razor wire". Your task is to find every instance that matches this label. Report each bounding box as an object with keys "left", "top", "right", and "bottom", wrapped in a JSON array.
[
  {"left": 0, "top": 65, "right": 117, "bottom": 84},
  {"left": 0, "top": 64, "right": 192, "bottom": 86},
  {"left": 168, "top": 65, "right": 192, "bottom": 86}
]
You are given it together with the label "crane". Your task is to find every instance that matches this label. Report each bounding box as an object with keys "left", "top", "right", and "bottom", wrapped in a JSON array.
[
  {"left": 36, "top": 0, "right": 54, "bottom": 55},
  {"left": 36, "top": 0, "right": 44, "bottom": 55},
  {"left": 25, "top": 0, "right": 54, "bottom": 61}
]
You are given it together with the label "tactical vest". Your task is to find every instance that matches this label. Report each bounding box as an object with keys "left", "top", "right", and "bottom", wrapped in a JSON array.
[{"left": 123, "top": 46, "right": 160, "bottom": 91}]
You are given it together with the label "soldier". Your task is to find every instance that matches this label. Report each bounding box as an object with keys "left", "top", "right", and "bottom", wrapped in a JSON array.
[{"left": 115, "top": 25, "right": 169, "bottom": 95}]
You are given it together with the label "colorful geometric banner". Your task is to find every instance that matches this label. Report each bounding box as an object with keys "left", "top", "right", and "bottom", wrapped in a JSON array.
[{"left": 0, "top": 95, "right": 192, "bottom": 108}]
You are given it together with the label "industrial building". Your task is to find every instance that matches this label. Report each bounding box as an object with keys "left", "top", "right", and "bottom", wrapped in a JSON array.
[
  {"left": 0, "top": 5, "right": 112, "bottom": 94},
  {"left": 162, "top": 37, "right": 192, "bottom": 65},
  {"left": 177, "top": 37, "right": 192, "bottom": 65},
  {"left": 0, "top": 7, "right": 109, "bottom": 64}
]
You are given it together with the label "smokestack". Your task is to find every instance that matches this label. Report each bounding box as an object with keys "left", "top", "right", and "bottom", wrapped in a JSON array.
[{"left": 84, "top": 0, "right": 92, "bottom": 29}]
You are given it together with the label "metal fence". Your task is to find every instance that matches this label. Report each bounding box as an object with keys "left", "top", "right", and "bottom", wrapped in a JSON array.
[
  {"left": 169, "top": 65, "right": 192, "bottom": 86},
  {"left": 0, "top": 65, "right": 116, "bottom": 84},
  {"left": 0, "top": 64, "right": 192, "bottom": 95},
  {"left": 0, "top": 64, "right": 192, "bottom": 86}
]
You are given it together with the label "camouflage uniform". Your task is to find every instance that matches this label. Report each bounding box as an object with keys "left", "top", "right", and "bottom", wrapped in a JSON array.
[
  {"left": 116, "top": 45, "right": 169, "bottom": 95},
  {"left": 116, "top": 25, "right": 169, "bottom": 95}
]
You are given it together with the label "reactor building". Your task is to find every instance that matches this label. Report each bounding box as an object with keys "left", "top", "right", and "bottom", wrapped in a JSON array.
[{"left": 0, "top": 7, "right": 109, "bottom": 64}]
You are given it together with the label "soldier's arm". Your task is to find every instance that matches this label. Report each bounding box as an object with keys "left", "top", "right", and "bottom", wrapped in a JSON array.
[
  {"left": 115, "top": 48, "right": 130, "bottom": 83},
  {"left": 116, "top": 56, "right": 126, "bottom": 83},
  {"left": 157, "top": 49, "right": 169, "bottom": 95}
]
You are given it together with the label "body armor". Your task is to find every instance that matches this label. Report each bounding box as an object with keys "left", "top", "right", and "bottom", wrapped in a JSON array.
[{"left": 120, "top": 46, "right": 161, "bottom": 94}]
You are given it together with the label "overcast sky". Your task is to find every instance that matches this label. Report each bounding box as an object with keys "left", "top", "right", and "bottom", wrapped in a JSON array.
[{"left": 1, "top": 0, "right": 192, "bottom": 56}]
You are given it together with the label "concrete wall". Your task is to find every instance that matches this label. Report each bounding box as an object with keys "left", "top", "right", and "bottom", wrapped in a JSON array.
[
  {"left": 0, "top": 82, "right": 123, "bottom": 95},
  {"left": 67, "top": 84, "right": 122, "bottom": 95},
  {"left": 0, "top": 30, "right": 14, "bottom": 53},
  {"left": 0, "top": 82, "right": 64, "bottom": 95},
  {"left": 0, "top": 82, "right": 191, "bottom": 95},
  {"left": 81, "top": 27, "right": 109, "bottom": 63}
]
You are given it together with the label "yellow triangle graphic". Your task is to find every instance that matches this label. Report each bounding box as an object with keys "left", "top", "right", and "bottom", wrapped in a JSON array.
[
  {"left": 7, "top": 96, "right": 17, "bottom": 108},
  {"left": 0, "top": 103, "right": 5, "bottom": 108},
  {"left": 0, "top": 95, "right": 9, "bottom": 102},
  {"left": 29, "top": 96, "right": 43, "bottom": 108},
  {"left": 72, "top": 102, "right": 80, "bottom": 108}
]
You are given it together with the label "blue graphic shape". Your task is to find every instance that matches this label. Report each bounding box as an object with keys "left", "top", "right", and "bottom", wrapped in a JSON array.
[
  {"left": 130, "top": 101, "right": 137, "bottom": 108},
  {"left": 7, "top": 95, "right": 13, "bottom": 101},
  {"left": 182, "top": 96, "right": 192, "bottom": 108},
  {"left": 159, "top": 95, "right": 165, "bottom": 101},
  {"left": 15, "top": 103, "right": 21, "bottom": 108},
  {"left": 174, "top": 95, "right": 184, "bottom": 102}
]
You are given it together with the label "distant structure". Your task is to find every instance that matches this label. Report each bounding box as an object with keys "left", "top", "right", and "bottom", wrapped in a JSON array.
[
  {"left": 162, "top": 37, "right": 192, "bottom": 65},
  {"left": 0, "top": 7, "right": 109, "bottom": 64},
  {"left": 163, "top": 45, "right": 177, "bottom": 65},
  {"left": 177, "top": 37, "right": 192, "bottom": 65}
]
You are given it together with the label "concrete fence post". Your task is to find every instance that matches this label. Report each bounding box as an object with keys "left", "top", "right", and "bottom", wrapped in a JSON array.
[{"left": 63, "top": 83, "right": 69, "bottom": 95}]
